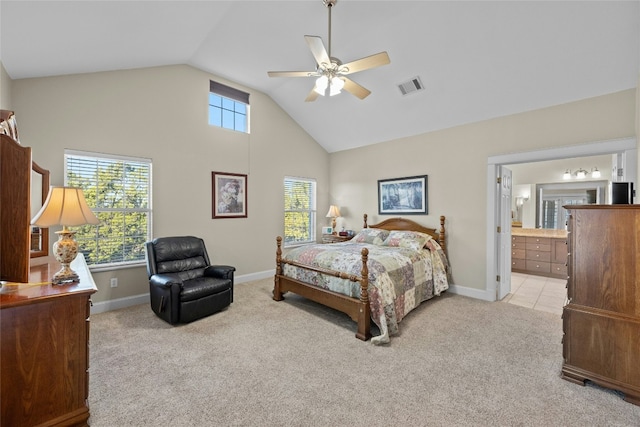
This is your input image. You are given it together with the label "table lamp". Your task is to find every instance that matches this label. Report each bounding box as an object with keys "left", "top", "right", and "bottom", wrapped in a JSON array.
[
  {"left": 30, "top": 186, "right": 100, "bottom": 284},
  {"left": 325, "top": 205, "right": 341, "bottom": 234}
]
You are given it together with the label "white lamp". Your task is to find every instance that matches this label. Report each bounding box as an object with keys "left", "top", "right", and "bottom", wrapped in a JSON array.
[
  {"left": 325, "top": 205, "right": 341, "bottom": 233},
  {"left": 591, "top": 167, "right": 601, "bottom": 178},
  {"left": 31, "top": 187, "right": 100, "bottom": 284}
]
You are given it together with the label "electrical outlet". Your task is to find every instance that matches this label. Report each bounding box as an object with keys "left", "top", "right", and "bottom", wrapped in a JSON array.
[{"left": 110, "top": 278, "right": 118, "bottom": 288}]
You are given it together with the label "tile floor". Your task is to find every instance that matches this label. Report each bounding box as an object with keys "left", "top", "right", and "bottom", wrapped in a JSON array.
[{"left": 502, "top": 272, "right": 567, "bottom": 316}]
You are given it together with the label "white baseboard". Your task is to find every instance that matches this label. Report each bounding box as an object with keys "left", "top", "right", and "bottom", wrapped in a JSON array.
[
  {"left": 91, "top": 294, "right": 149, "bottom": 314},
  {"left": 91, "top": 272, "right": 493, "bottom": 314},
  {"left": 91, "top": 270, "right": 277, "bottom": 314},
  {"left": 236, "top": 269, "right": 275, "bottom": 284},
  {"left": 447, "top": 284, "right": 495, "bottom": 302}
]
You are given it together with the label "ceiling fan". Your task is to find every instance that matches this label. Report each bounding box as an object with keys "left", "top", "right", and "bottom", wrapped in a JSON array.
[{"left": 267, "top": 0, "right": 390, "bottom": 102}]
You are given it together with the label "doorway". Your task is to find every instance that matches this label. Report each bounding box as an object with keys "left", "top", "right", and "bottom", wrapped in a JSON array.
[{"left": 486, "top": 137, "right": 637, "bottom": 302}]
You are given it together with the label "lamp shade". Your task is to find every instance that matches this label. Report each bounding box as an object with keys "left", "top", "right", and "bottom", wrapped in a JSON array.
[
  {"left": 31, "top": 186, "right": 100, "bottom": 227},
  {"left": 326, "top": 205, "right": 341, "bottom": 218}
]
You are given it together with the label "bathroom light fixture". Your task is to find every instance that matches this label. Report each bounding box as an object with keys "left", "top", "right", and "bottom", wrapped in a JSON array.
[
  {"left": 591, "top": 167, "right": 601, "bottom": 178},
  {"left": 575, "top": 168, "right": 587, "bottom": 179},
  {"left": 563, "top": 169, "right": 571, "bottom": 180}
]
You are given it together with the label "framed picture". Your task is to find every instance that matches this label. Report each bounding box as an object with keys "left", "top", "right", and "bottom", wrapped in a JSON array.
[
  {"left": 378, "top": 175, "right": 428, "bottom": 215},
  {"left": 212, "top": 171, "right": 247, "bottom": 218}
]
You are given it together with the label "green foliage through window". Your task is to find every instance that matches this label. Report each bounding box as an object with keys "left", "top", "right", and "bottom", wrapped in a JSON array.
[
  {"left": 284, "top": 177, "right": 316, "bottom": 246},
  {"left": 65, "top": 151, "right": 152, "bottom": 267}
]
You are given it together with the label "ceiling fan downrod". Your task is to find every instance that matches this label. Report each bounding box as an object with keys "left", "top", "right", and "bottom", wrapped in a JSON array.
[{"left": 323, "top": 0, "right": 336, "bottom": 59}]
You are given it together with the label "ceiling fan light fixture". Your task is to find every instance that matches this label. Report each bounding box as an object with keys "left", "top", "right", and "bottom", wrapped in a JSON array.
[
  {"left": 314, "top": 75, "right": 329, "bottom": 95},
  {"left": 329, "top": 77, "right": 344, "bottom": 96}
]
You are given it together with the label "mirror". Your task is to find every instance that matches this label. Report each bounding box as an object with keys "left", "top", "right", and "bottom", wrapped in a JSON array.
[{"left": 30, "top": 161, "right": 49, "bottom": 258}]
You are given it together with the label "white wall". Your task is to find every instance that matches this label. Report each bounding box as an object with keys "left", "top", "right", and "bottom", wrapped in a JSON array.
[
  {"left": 329, "top": 89, "right": 637, "bottom": 293},
  {"left": 12, "top": 64, "right": 329, "bottom": 304}
]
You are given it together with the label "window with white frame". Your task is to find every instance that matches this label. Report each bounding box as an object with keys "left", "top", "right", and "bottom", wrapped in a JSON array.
[
  {"left": 209, "top": 80, "right": 249, "bottom": 133},
  {"left": 65, "top": 150, "right": 152, "bottom": 268},
  {"left": 284, "top": 177, "right": 316, "bottom": 246}
]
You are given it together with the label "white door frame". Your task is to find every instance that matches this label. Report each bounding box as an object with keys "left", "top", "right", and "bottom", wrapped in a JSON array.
[{"left": 486, "top": 137, "right": 636, "bottom": 302}]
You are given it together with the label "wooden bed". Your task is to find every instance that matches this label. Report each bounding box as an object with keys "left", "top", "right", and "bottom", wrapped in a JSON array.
[{"left": 273, "top": 214, "right": 447, "bottom": 341}]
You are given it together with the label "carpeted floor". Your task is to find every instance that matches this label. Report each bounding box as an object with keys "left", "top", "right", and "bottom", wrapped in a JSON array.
[{"left": 88, "top": 279, "right": 640, "bottom": 426}]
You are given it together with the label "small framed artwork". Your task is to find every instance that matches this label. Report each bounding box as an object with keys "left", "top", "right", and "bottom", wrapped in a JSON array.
[
  {"left": 378, "top": 175, "right": 428, "bottom": 215},
  {"left": 212, "top": 171, "right": 247, "bottom": 218}
]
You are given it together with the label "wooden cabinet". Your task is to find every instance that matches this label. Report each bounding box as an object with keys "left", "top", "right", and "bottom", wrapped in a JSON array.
[
  {"left": 561, "top": 205, "right": 640, "bottom": 406},
  {"left": 1, "top": 254, "right": 97, "bottom": 426},
  {"left": 0, "top": 133, "right": 31, "bottom": 283},
  {"left": 511, "top": 233, "right": 567, "bottom": 279}
]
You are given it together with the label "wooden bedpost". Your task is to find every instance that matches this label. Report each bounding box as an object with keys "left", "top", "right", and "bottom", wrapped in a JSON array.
[
  {"left": 356, "top": 247, "right": 371, "bottom": 341},
  {"left": 363, "top": 213, "right": 368, "bottom": 229},
  {"left": 439, "top": 215, "right": 446, "bottom": 254},
  {"left": 273, "top": 236, "right": 284, "bottom": 301}
]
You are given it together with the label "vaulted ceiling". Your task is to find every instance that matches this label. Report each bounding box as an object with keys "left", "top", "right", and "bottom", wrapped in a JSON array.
[{"left": 1, "top": 1, "right": 639, "bottom": 153}]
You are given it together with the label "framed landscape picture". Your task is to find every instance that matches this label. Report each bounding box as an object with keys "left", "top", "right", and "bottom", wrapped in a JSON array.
[
  {"left": 212, "top": 171, "right": 247, "bottom": 218},
  {"left": 378, "top": 175, "right": 428, "bottom": 215}
]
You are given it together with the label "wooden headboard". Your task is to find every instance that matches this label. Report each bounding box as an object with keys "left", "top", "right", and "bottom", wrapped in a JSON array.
[{"left": 363, "top": 213, "right": 446, "bottom": 254}]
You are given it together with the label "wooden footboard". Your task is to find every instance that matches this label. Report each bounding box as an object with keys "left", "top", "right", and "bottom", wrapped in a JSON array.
[{"left": 273, "top": 236, "right": 372, "bottom": 340}]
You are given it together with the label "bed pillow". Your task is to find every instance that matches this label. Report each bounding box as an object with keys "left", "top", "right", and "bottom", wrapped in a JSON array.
[
  {"left": 382, "top": 230, "right": 432, "bottom": 251},
  {"left": 350, "top": 228, "right": 390, "bottom": 245}
]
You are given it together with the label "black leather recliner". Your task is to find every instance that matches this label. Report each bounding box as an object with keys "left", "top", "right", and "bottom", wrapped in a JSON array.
[{"left": 145, "top": 236, "right": 235, "bottom": 324}]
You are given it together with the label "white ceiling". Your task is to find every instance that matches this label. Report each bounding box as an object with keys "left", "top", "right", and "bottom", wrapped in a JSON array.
[{"left": 1, "top": 1, "right": 639, "bottom": 153}]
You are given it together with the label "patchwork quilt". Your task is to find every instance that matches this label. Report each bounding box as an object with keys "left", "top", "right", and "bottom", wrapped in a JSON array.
[{"left": 282, "top": 237, "right": 449, "bottom": 343}]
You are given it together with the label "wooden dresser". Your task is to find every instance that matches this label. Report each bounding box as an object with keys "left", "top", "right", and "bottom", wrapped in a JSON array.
[
  {"left": 1, "top": 254, "right": 97, "bottom": 426},
  {"left": 561, "top": 205, "right": 639, "bottom": 405},
  {"left": 511, "top": 229, "right": 568, "bottom": 279}
]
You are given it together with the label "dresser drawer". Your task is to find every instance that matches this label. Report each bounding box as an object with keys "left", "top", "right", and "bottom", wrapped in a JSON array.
[
  {"left": 512, "top": 236, "right": 525, "bottom": 244},
  {"left": 526, "top": 250, "right": 551, "bottom": 262},
  {"left": 526, "top": 260, "right": 551, "bottom": 273}
]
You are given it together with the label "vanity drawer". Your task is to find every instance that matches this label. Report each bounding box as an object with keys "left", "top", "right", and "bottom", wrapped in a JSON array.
[
  {"left": 551, "top": 262, "right": 567, "bottom": 277},
  {"left": 525, "top": 236, "right": 550, "bottom": 245},
  {"left": 526, "top": 260, "right": 551, "bottom": 273},
  {"left": 512, "top": 258, "right": 526, "bottom": 270},
  {"left": 526, "top": 242, "right": 551, "bottom": 252},
  {"left": 526, "top": 250, "right": 551, "bottom": 262},
  {"left": 512, "top": 249, "right": 526, "bottom": 260}
]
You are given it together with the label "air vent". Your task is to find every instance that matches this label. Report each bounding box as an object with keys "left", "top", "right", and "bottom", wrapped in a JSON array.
[{"left": 397, "top": 76, "right": 425, "bottom": 96}]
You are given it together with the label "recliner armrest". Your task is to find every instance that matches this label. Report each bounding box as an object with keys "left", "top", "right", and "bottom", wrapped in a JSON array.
[
  {"left": 149, "top": 274, "right": 183, "bottom": 288},
  {"left": 205, "top": 265, "right": 236, "bottom": 280}
]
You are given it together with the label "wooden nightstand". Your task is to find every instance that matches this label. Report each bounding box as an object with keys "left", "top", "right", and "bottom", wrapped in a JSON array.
[{"left": 322, "top": 234, "right": 352, "bottom": 244}]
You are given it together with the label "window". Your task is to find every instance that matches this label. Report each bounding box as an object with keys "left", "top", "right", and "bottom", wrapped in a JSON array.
[
  {"left": 209, "top": 80, "right": 249, "bottom": 133},
  {"left": 65, "top": 150, "right": 152, "bottom": 268},
  {"left": 284, "top": 177, "right": 316, "bottom": 246}
]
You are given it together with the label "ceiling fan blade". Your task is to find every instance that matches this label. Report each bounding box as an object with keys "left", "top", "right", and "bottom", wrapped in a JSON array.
[
  {"left": 342, "top": 77, "right": 371, "bottom": 100},
  {"left": 268, "top": 71, "right": 316, "bottom": 78},
  {"left": 305, "top": 35, "right": 330, "bottom": 66},
  {"left": 305, "top": 89, "right": 320, "bottom": 102},
  {"left": 340, "top": 51, "right": 390, "bottom": 75}
]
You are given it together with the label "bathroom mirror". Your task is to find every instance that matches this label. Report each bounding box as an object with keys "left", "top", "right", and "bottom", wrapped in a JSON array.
[{"left": 30, "top": 161, "right": 49, "bottom": 258}]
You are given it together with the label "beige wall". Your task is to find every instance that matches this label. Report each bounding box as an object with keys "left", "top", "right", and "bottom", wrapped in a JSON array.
[
  {"left": 1, "top": 62, "right": 13, "bottom": 110},
  {"left": 12, "top": 64, "right": 329, "bottom": 304},
  {"left": 329, "top": 89, "right": 637, "bottom": 291},
  {"left": 8, "top": 62, "right": 638, "bottom": 305}
]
